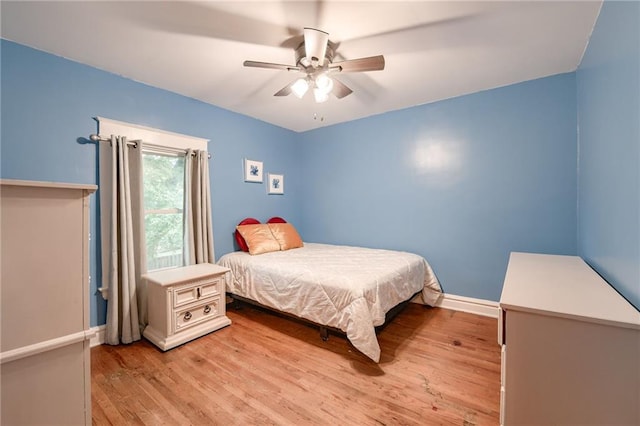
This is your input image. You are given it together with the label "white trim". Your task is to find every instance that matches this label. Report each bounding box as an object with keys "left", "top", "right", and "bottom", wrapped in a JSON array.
[
  {"left": 413, "top": 293, "right": 500, "bottom": 318},
  {"left": 0, "top": 329, "right": 97, "bottom": 364},
  {"left": 95, "top": 117, "right": 208, "bottom": 151},
  {"left": 88, "top": 294, "right": 499, "bottom": 348},
  {"left": 89, "top": 325, "right": 107, "bottom": 347}
]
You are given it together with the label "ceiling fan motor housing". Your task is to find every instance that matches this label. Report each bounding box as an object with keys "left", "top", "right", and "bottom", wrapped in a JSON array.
[{"left": 294, "top": 40, "right": 336, "bottom": 69}]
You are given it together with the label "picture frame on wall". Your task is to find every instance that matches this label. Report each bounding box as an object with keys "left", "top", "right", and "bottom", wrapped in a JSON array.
[
  {"left": 244, "top": 159, "right": 263, "bottom": 183},
  {"left": 268, "top": 173, "right": 284, "bottom": 195}
]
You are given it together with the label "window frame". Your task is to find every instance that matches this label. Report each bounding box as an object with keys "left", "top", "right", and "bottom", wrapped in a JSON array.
[
  {"left": 96, "top": 117, "right": 209, "bottom": 272},
  {"left": 95, "top": 116, "right": 208, "bottom": 151},
  {"left": 142, "top": 149, "right": 187, "bottom": 272}
]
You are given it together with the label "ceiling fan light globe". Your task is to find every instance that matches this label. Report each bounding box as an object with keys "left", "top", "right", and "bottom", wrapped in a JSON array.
[
  {"left": 313, "top": 88, "right": 329, "bottom": 103},
  {"left": 315, "top": 74, "right": 334, "bottom": 94},
  {"left": 291, "top": 78, "right": 309, "bottom": 99}
]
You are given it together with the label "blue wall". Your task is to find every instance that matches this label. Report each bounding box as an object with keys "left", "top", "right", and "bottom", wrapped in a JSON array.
[
  {"left": 6, "top": 7, "right": 637, "bottom": 328},
  {"left": 1, "top": 40, "right": 302, "bottom": 327},
  {"left": 577, "top": 1, "right": 640, "bottom": 310},
  {"left": 299, "top": 75, "right": 578, "bottom": 301}
]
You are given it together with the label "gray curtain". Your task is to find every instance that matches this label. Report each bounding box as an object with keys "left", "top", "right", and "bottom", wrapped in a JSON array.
[
  {"left": 184, "top": 149, "right": 215, "bottom": 265},
  {"left": 99, "top": 135, "right": 147, "bottom": 345}
]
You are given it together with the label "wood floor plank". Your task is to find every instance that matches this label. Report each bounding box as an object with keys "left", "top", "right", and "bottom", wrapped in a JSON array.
[{"left": 92, "top": 304, "right": 501, "bottom": 425}]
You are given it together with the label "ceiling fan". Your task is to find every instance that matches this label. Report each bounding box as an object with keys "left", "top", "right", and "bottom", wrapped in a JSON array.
[{"left": 243, "top": 28, "right": 385, "bottom": 103}]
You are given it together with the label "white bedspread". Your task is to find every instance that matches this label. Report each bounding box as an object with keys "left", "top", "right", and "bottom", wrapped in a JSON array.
[{"left": 217, "top": 243, "right": 442, "bottom": 362}]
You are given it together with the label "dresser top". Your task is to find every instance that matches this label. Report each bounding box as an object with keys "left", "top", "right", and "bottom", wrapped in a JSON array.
[
  {"left": 500, "top": 252, "right": 640, "bottom": 329},
  {"left": 0, "top": 179, "right": 97, "bottom": 192},
  {"left": 143, "top": 263, "right": 229, "bottom": 286}
]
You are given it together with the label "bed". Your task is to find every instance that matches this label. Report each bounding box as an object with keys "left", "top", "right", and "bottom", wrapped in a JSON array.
[{"left": 217, "top": 218, "right": 442, "bottom": 362}]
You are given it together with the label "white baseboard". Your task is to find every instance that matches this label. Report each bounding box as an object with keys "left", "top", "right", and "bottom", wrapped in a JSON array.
[
  {"left": 414, "top": 293, "right": 500, "bottom": 318},
  {"left": 89, "top": 293, "right": 499, "bottom": 347},
  {"left": 89, "top": 325, "right": 106, "bottom": 347}
]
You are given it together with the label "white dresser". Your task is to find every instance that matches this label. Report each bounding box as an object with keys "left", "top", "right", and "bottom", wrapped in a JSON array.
[
  {"left": 1, "top": 179, "right": 96, "bottom": 425},
  {"left": 143, "top": 263, "right": 231, "bottom": 350},
  {"left": 499, "top": 252, "right": 640, "bottom": 425}
]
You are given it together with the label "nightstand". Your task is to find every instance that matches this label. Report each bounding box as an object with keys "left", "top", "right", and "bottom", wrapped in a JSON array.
[{"left": 143, "top": 263, "right": 231, "bottom": 350}]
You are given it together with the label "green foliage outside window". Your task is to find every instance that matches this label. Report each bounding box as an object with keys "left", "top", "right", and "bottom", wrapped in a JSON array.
[{"left": 142, "top": 153, "right": 185, "bottom": 270}]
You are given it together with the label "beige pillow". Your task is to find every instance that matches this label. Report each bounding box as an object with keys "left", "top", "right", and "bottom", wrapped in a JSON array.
[
  {"left": 268, "top": 222, "right": 303, "bottom": 250},
  {"left": 236, "top": 224, "right": 280, "bottom": 255}
]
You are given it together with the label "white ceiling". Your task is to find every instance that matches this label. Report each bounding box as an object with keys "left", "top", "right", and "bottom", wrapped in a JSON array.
[{"left": 1, "top": 1, "right": 602, "bottom": 132}]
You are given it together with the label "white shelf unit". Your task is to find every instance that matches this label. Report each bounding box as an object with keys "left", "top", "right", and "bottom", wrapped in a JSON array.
[{"left": 1, "top": 179, "right": 97, "bottom": 425}]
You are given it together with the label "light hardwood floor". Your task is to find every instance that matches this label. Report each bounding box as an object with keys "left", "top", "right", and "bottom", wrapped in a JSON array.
[{"left": 92, "top": 303, "right": 501, "bottom": 425}]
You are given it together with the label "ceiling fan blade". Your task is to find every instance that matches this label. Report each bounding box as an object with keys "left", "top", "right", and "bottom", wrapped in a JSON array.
[
  {"left": 331, "top": 78, "right": 353, "bottom": 99},
  {"left": 304, "top": 27, "right": 329, "bottom": 66},
  {"left": 329, "top": 55, "right": 385, "bottom": 73},
  {"left": 339, "top": 14, "right": 479, "bottom": 56},
  {"left": 274, "top": 83, "right": 292, "bottom": 97},
  {"left": 243, "top": 61, "right": 300, "bottom": 72},
  {"left": 118, "top": 2, "right": 296, "bottom": 48}
]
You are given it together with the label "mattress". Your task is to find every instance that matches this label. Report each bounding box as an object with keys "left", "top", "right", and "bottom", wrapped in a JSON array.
[{"left": 217, "top": 243, "right": 442, "bottom": 362}]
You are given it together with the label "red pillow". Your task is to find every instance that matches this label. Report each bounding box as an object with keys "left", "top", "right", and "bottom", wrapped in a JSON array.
[
  {"left": 267, "top": 217, "right": 287, "bottom": 224},
  {"left": 235, "top": 218, "right": 260, "bottom": 251}
]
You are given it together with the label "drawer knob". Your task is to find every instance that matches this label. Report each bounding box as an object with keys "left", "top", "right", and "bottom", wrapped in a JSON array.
[
  {"left": 204, "top": 305, "right": 212, "bottom": 314},
  {"left": 183, "top": 311, "right": 192, "bottom": 321}
]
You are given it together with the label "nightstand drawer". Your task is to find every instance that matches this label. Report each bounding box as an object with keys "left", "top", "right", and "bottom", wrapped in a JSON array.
[
  {"left": 199, "top": 277, "right": 223, "bottom": 298},
  {"left": 173, "top": 277, "right": 223, "bottom": 308},
  {"left": 174, "top": 285, "right": 199, "bottom": 308},
  {"left": 174, "top": 297, "right": 221, "bottom": 332}
]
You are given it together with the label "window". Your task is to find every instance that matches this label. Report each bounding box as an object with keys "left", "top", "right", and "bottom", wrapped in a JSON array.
[
  {"left": 142, "top": 152, "right": 185, "bottom": 271},
  {"left": 96, "top": 117, "right": 209, "bottom": 272}
]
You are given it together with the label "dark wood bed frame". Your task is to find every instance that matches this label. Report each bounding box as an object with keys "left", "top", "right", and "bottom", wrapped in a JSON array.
[{"left": 227, "top": 291, "right": 422, "bottom": 342}]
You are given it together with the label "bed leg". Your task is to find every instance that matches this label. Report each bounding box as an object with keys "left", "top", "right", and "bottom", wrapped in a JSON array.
[
  {"left": 228, "top": 296, "right": 242, "bottom": 310},
  {"left": 320, "top": 326, "right": 329, "bottom": 341}
]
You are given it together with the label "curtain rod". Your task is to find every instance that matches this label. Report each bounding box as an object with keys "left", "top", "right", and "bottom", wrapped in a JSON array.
[
  {"left": 89, "top": 134, "right": 140, "bottom": 148},
  {"left": 89, "top": 134, "right": 210, "bottom": 158}
]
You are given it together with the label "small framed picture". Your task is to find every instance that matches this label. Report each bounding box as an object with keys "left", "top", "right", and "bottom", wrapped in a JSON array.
[
  {"left": 268, "top": 173, "right": 284, "bottom": 195},
  {"left": 244, "top": 159, "right": 263, "bottom": 183}
]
